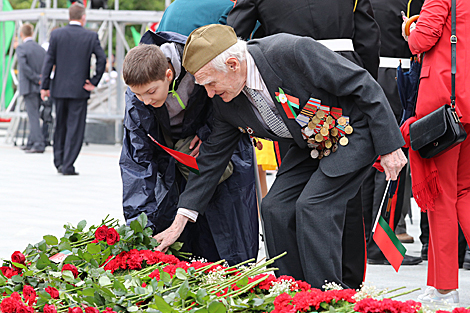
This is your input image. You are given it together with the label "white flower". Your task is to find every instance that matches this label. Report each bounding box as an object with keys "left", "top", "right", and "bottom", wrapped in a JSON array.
[
  {"left": 279, "top": 94, "right": 288, "bottom": 103},
  {"left": 353, "top": 282, "right": 386, "bottom": 301},
  {"left": 268, "top": 279, "right": 295, "bottom": 297},
  {"left": 322, "top": 281, "right": 343, "bottom": 291}
]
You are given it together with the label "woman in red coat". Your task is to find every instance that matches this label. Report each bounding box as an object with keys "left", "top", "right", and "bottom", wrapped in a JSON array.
[{"left": 403, "top": 0, "right": 470, "bottom": 305}]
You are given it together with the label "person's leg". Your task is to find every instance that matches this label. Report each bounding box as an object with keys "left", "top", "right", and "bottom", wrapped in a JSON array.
[
  {"left": 61, "top": 98, "right": 88, "bottom": 174},
  {"left": 296, "top": 164, "right": 370, "bottom": 288},
  {"left": 53, "top": 98, "right": 67, "bottom": 170},
  {"left": 261, "top": 151, "right": 318, "bottom": 282},
  {"left": 23, "top": 93, "right": 45, "bottom": 151},
  {"left": 456, "top": 124, "right": 470, "bottom": 269}
]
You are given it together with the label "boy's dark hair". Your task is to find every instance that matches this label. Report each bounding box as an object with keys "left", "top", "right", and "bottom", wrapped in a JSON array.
[
  {"left": 20, "top": 23, "right": 34, "bottom": 37},
  {"left": 123, "top": 44, "right": 168, "bottom": 86},
  {"left": 69, "top": 3, "right": 85, "bottom": 21}
]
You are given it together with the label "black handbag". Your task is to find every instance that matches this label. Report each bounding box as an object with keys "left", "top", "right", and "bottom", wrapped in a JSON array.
[{"left": 409, "top": 0, "right": 467, "bottom": 159}]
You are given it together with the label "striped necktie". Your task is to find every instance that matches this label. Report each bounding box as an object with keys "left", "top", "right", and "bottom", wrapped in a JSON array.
[{"left": 244, "top": 86, "right": 292, "bottom": 138}]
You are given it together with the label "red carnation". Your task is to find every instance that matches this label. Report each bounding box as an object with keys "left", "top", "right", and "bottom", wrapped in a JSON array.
[
  {"left": 85, "top": 307, "right": 100, "bottom": 313},
  {"left": 103, "top": 308, "right": 117, "bottom": 313},
  {"left": 0, "top": 266, "right": 20, "bottom": 279},
  {"left": 68, "top": 307, "right": 83, "bottom": 313},
  {"left": 0, "top": 296, "right": 19, "bottom": 313},
  {"left": 106, "top": 228, "right": 120, "bottom": 245},
  {"left": 22, "top": 285, "right": 37, "bottom": 306},
  {"left": 45, "top": 286, "right": 59, "bottom": 299},
  {"left": 95, "top": 225, "right": 109, "bottom": 241},
  {"left": 44, "top": 304, "right": 57, "bottom": 313},
  {"left": 148, "top": 269, "right": 160, "bottom": 280},
  {"left": 11, "top": 251, "right": 26, "bottom": 265},
  {"left": 61, "top": 264, "right": 79, "bottom": 278}
]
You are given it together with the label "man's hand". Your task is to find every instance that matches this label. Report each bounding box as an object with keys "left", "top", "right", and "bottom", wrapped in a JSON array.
[
  {"left": 380, "top": 148, "right": 407, "bottom": 181},
  {"left": 83, "top": 79, "right": 96, "bottom": 91},
  {"left": 40, "top": 89, "right": 50, "bottom": 101},
  {"left": 189, "top": 135, "right": 203, "bottom": 157},
  {"left": 401, "top": 17, "right": 416, "bottom": 42},
  {"left": 154, "top": 214, "right": 189, "bottom": 253}
]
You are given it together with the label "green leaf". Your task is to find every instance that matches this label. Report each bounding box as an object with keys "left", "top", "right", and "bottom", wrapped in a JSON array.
[
  {"left": 87, "top": 243, "right": 102, "bottom": 254},
  {"left": 43, "top": 235, "right": 59, "bottom": 246},
  {"left": 130, "top": 220, "right": 143, "bottom": 233},
  {"left": 154, "top": 295, "right": 174, "bottom": 313},
  {"left": 0, "top": 275, "right": 7, "bottom": 286},
  {"left": 11, "top": 262, "right": 27, "bottom": 270},
  {"left": 175, "top": 268, "right": 188, "bottom": 280},
  {"left": 236, "top": 276, "right": 249, "bottom": 288},
  {"left": 37, "top": 252, "right": 51, "bottom": 270},
  {"left": 99, "top": 276, "right": 112, "bottom": 287},
  {"left": 11, "top": 275, "right": 23, "bottom": 283},
  {"left": 137, "top": 213, "right": 148, "bottom": 230},
  {"left": 194, "top": 309, "right": 208, "bottom": 313},
  {"left": 77, "top": 220, "right": 87, "bottom": 231},
  {"left": 82, "top": 288, "right": 95, "bottom": 297},
  {"left": 177, "top": 280, "right": 189, "bottom": 300},
  {"left": 62, "top": 270, "right": 75, "bottom": 283},
  {"left": 83, "top": 252, "right": 93, "bottom": 262},
  {"left": 196, "top": 289, "right": 209, "bottom": 305},
  {"left": 113, "top": 279, "right": 127, "bottom": 292},
  {"left": 160, "top": 271, "right": 171, "bottom": 283},
  {"left": 208, "top": 301, "right": 226, "bottom": 313},
  {"left": 127, "top": 306, "right": 139, "bottom": 312},
  {"left": 63, "top": 255, "right": 82, "bottom": 263},
  {"left": 58, "top": 239, "right": 72, "bottom": 251},
  {"left": 37, "top": 240, "right": 47, "bottom": 251},
  {"left": 249, "top": 298, "right": 265, "bottom": 307}
]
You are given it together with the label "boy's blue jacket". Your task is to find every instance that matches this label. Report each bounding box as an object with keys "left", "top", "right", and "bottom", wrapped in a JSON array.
[{"left": 119, "top": 31, "right": 258, "bottom": 265}]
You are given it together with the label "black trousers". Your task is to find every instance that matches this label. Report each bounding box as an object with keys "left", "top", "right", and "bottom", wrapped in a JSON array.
[
  {"left": 261, "top": 148, "right": 370, "bottom": 289},
  {"left": 53, "top": 98, "right": 88, "bottom": 174}
]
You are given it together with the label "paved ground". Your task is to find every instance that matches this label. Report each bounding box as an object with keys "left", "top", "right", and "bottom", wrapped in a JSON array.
[{"left": 1, "top": 142, "right": 469, "bottom": 307}]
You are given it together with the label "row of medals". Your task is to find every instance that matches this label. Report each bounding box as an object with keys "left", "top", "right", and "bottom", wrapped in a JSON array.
[{"left": 303, "top": 110, "right": 353, "bottom": 159}]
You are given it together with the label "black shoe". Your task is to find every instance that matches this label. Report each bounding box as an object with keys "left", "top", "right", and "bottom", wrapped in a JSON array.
[
  {"left": 25, "top": 148, "right": 45, "bottom": 153},
  {"left": 62, "top": 171, "right": 79, "bottom": 176},
  {"left": 367, "top": 258, "right": 387, "bottom": 265},
  {"left": 57, "top": 166, "right": 63, "bottom": 174},
  {"left": 463, "top": 248, "right": 470, "bottom": 270},
  {"left": 386, "top": 254, "right": 422, "bottom": 265},
  {"left": 421, "top": 243, "right": 428, "bottom": 261},
  {"left": 20, "top": 145, "right": 32, "bottom": 151}
]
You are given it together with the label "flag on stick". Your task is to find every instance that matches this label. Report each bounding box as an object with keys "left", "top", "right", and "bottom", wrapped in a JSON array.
[
  {"left": 147, "top": 134, "right": 200, "bottom": 175},
  {"left": 372, "top": 180, "right": 407, "bottom": 272}
]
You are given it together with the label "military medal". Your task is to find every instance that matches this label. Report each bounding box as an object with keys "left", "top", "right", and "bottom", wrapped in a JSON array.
[
  {"left": 330, "top": 127, "right": 338, "bottom": 137},
  {"left": 310, "top": 149, "right": 319, "bottom": 159},
  {"left": 345, "top": 125, "right": 353, "bottom": 134},
  {"left": 339, "top": 136, "right": 349, "bottom": 146},
  {"left": 325, "top": 140, "right": 332, "bottom": 149},
  {"left": 246, "top": 127, "right": 254, "bottom": 134},
  {"left": 238, "top": 127, "right": 246, "bottom": 133},
  {"left": 315, "top": 133, "right": 324, "bottom": 142},
  {"left": 320, "top": 127, "right": 329, "bottom": 136},
  {"left": 323, "top": 149, "right": 331, "bottom": 157},
  {"left": 337, "top": 117, "right": 347, "bottom": 126}
]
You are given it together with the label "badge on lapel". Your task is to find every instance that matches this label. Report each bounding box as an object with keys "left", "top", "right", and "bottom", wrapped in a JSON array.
[{"left": 275, "top": 88, "right": 299, "bottom": 119}]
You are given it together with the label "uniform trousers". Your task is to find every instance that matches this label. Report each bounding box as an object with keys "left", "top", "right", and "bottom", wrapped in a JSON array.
[
  {"left": 261, "top": 147, "right": 370, "bottom": 288},
  {"left": 427, "top": 123, "right": 470, "bottom": 289},
  {"left": 53, "top": 98, "right": 88, "bottom": 174},
  {"left": 24, "top": 93, "right": 45, "bottom": 150}
]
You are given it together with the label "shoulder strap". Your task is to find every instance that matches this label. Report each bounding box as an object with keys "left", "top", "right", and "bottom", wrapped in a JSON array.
[
  {"left": 450, "top": 0, "right": 456, "bottom": 107},
  {"left": 172, "top": 42, "right": 187, "bottom": 92}
]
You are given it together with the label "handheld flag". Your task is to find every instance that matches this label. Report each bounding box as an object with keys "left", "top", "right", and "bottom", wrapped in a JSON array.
[
  {"left": 372, "top": 180, "right": 407, "bottom": 272},
  {"left": 148, "top": 134, "right": 200, "bottom": 175}
]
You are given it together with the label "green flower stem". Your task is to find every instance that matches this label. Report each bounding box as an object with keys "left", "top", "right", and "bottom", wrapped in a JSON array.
[
  {"left": 225, "top": 275, "right": 269, "bottom": 297},
  {"left": 387, "top": 287, "right": 421, "bottom": 299},
  {"left": 383, "top": 286, "right": 406, "bottom": 294}
]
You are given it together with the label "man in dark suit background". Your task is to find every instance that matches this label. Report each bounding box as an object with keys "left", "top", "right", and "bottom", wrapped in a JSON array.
[
  {"left": 227, "top": 0, "right": 382, "bottom": 288},
  {"left": 155, "top": 24, "right": 407, "bottom": 289},
  {"left": 41, "top": 3, "right": 106, "bottom": 175},
  {"left": 17, "top": 23, "right": 46, "bottom": 153}
]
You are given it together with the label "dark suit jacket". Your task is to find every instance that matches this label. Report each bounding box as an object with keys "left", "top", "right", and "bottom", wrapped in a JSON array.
[
  {"left": 227, "top": 0, "right": 381, "bottom": 79},
  {"left": 41, "top": 24, "right": 106, "bottom": 99},
  {"left": 16, "top": 40, "right": 46, "bottom": 96},
  {"left": 178, "top": 33, "right": 405, "bottom": 214}
]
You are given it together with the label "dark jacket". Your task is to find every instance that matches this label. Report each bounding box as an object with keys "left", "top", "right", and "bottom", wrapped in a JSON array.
[
  {"left": 41, "top": 24, "right": 106, "bottom": 99},
  {"left": 227, "top": 0, "right": 381, "bottom": 79},
  {"left": 119, "top": 31, "right": 258, "bottom": 265},
  {"left": 178, "top": 33, "right": 404, "bottom": 214}
]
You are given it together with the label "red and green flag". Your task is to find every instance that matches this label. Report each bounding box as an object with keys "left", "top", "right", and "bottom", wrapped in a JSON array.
[
  {"left": 373, "top": 216, "right": 406, "bottom": 272},
  {"left": 148, "top": 134, "right": 200, "bottom": 175}
]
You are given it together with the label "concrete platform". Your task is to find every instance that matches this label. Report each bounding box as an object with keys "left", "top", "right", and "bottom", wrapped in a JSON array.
[{"left": 1, "top": 143, "right": 469, "bottom": 307}]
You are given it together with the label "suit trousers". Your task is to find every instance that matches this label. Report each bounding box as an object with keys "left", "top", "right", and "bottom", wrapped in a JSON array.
[
  {"left": 261, "top": 149, "right": 370, "bottom": 288},
  {"left": 427, "top": 123, "right": 470, "bottom": 289},
  {"left": 53, "top": 98, "right": 88, "bottom": 174},
  {"left": 24, "top": 93, "right": 45, "bottom": 150}
]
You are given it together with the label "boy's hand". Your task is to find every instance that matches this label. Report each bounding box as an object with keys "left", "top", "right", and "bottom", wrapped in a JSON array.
[{"left": 189, "top": 135, "right": 203, "bottom": 157}]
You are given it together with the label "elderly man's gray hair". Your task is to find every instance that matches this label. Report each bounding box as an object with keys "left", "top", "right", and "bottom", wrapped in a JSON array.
[{"left": 209, "top": 39, "right": 247, "bottom": 73}]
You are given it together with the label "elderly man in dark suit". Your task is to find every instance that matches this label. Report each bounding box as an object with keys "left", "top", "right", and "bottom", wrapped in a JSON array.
[
  {"left": 227, "top": 0, "right": 382, "bottom": 288},
  {"left": 17, "top": 23, "right": 46, "bottom": 153},
  {"left": 155, "top": 24, "right": 407, "bottom": 289},
  {"left": 41, "top": 3, "right": 106, "bottom": 175}
]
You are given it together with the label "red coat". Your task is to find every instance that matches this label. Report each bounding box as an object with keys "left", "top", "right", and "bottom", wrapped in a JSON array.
[{"left": 408, "top": 0, "right": 470, "bottom": 123}]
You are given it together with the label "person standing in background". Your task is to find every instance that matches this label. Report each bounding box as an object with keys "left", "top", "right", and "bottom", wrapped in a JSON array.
[
  {"left": 402, "top": 0, "right": 470, "bottom": 305},
  {"left": 363, "top": 0, "right": 424, "bottom": 266},
  {"left": 156, "top": 0, "right": 235, "bottom": 37},
  {"left": 17, "top": 23, "right": 46, "bottom": 153},
  {"left": 41, "top": 3, "right": 106, "bottom": 175},
  {"left": 227, "top": 0, "right": 381, "bottom": 289}
]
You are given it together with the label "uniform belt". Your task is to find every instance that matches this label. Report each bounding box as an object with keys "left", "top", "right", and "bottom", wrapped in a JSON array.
[
  {"left": 317, "top": 39, "right": 354, "bottom": 52},
  {"left": 379, "top": 57, "right": 411, "bottom": 69}
]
